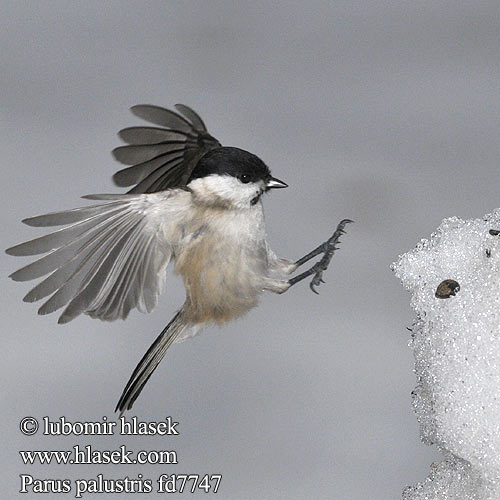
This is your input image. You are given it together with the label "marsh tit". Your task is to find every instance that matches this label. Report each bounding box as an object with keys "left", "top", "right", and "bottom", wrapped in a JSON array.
[{"left": 6, "top": 104, "right": 351, "bottom": 413}]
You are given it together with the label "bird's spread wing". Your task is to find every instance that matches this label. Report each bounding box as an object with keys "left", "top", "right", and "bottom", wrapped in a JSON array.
[
  {"left": 6, "top": 191, "right": 188, "bottom": 323},
  {"left": 112, "top": 104, "right": 221, "bottom": 194}
]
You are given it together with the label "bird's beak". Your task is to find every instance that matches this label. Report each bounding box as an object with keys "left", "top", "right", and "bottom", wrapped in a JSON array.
[{"left": 266, "top": 177, "right": 288, "bottom": 189}]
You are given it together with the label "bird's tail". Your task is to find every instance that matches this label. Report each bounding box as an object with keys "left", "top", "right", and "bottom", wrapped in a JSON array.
[{"left": 115, "top": 310, "right": 194, "bottom": 415}]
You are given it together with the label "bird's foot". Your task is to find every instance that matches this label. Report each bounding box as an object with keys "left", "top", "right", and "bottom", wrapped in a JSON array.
[
  {"left": 309, "top": 219, "right": 352, "bottom": 293},
  {"left": 289, "top": 219, "right": 353, "bottom": 293}
]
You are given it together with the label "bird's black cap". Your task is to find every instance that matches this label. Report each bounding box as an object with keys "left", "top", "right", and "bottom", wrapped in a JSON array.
[{"left": 188, "top": 147, "right": 271, "bottom": 184}]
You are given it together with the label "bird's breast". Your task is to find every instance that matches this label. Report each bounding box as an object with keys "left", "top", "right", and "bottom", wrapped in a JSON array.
[{"left": 174, "top": 206, "right": 268, "bottom": 324}]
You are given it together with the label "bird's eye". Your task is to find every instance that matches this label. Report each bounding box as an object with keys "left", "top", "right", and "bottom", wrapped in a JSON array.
[{"left": 240, "top": 174, "right": 251, "bottom": 184}]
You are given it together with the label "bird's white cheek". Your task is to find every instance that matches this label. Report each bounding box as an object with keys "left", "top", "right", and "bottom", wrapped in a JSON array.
[{"left": 188, "top": 175, "right": 262, "bottom": 208}]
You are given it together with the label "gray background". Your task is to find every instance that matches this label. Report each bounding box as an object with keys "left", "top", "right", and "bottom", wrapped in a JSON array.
[{"left": 1, "top": 1, "right": 499, "bottom": 499}]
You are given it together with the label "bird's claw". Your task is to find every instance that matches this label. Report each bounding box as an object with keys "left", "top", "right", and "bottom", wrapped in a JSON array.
[
  {"left": 309, "top": 259, "right": 327, "bottom": 293},
  {"left": 310, "top": 272, "right": 324, "bottom": 294},
  {"left": 308, "top": 219, "right": 353, "bottom": 293}
]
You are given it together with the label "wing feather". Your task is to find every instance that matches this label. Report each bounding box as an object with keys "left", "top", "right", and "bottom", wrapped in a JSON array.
[
  {"left": 94, "top": 229, "right": 152, "bottom": 320},
  {"left": 113, "top": 154, "right": 183, "bottom": 188},
  {"left": 7, "top": 191, "right": 185, "bottom": 323},
  {"left": 118, "top": 127, "right": 186, "bottom": 145},
  {"left": 6, "top": 207, "right": 125, "bottom": 256},
  {"left": 23, "top": 211, "right": 135, "bottom": 303},
  {"left": 112, "top": 144, "right": 185, "bottom": 165},
  {"left": 36, "top": 214, "right": 140, "bottom": 315},
  {"left": 127, "top": 157, "right": 184, "bottom": 194},
  {"left": 22, "top": 202, "right": 123, "bottom": 227},
  {"left": 174, "top": 104, "right": 207, "bottom": 131},
  {"left": 62, "top": 219, "right": 144, "bottom": 320},
  {"left": 11, "top": 209, "right": 128, "bottom": 281},
  {"left": 112, "top": 104, "right": 221, "bottom": 194},
  {"left": 130, "top": 105, "right": 192, "bottom": 132}
]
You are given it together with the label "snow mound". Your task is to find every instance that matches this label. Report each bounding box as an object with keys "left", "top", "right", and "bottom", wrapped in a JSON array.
[{"left": 393, "top": 210, "right": 500, "bottom": 500}]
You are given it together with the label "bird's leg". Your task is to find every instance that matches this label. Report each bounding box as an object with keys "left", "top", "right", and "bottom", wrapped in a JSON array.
[{"left": 288, "top": 219, "right": 352, "bottom": 294}]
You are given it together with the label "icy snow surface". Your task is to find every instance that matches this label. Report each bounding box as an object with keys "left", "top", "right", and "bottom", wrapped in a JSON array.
[{"left": 392, "top": 210, "right": 500, "bottom": 500}]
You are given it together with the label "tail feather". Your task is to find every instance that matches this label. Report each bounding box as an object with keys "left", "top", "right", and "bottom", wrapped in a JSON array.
[{"left": 115, "top": 311, "right": 194, "bottom": 415}]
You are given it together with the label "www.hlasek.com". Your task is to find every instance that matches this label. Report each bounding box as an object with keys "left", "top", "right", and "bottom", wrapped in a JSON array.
[
  {"left": 20, "top": 444, "right": 178, "bottom": 465},
  {"left": 18, "top": 416, "right": 221, "bottom": 496}
]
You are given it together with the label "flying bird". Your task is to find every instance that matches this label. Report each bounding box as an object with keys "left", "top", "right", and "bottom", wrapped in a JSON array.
[{"left": 6, "top": 104, "right": 351, "bottom": 413}]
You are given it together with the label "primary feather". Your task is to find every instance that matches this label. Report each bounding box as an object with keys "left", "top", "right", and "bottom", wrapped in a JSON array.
[
  {"left": 112, "top": 103, "right": 221, "bottom": 193},
  {"left": 6, "top": 191, "right": 189, "bottom": 323}
]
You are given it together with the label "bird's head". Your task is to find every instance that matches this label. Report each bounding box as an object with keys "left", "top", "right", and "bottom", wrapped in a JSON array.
[{"left": 187, "top": 147, "right": 287, "bottom": 209}]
